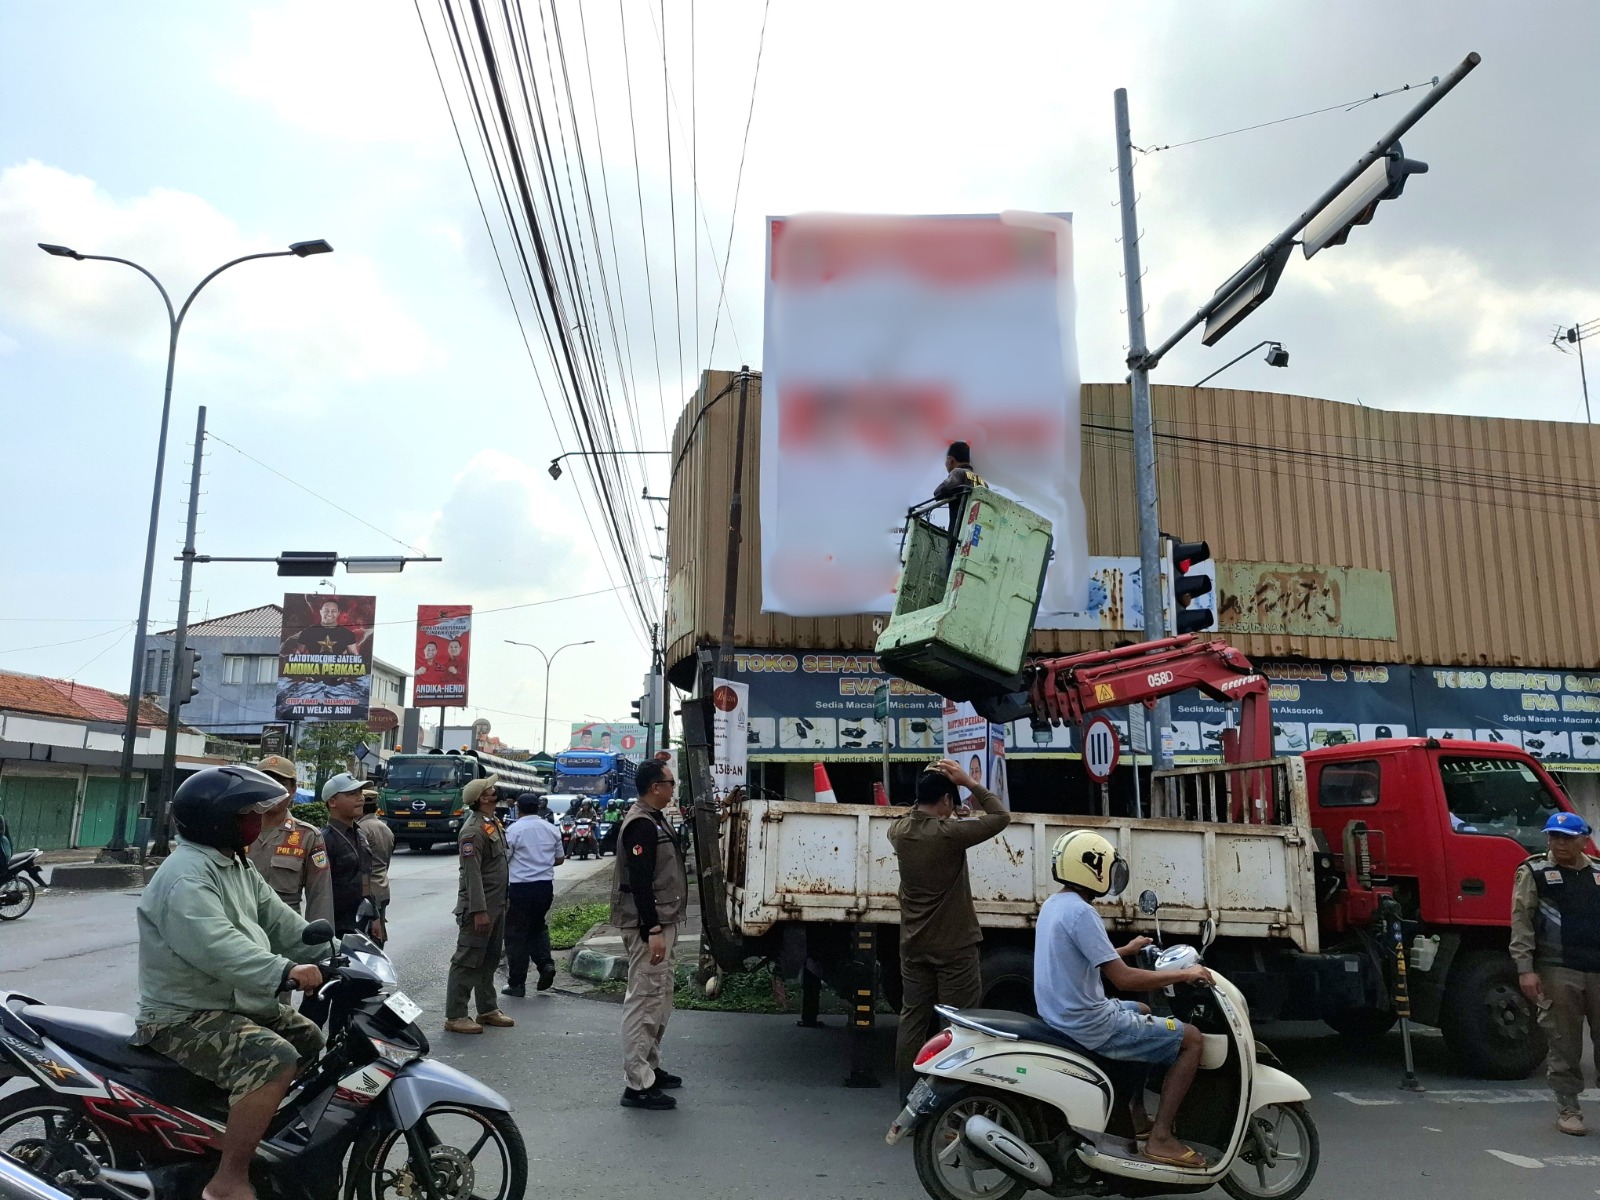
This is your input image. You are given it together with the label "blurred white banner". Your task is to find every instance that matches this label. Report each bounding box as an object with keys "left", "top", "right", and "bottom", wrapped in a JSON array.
[{"left": 760, "top": 212, "right": 1087, "bottom": 621}]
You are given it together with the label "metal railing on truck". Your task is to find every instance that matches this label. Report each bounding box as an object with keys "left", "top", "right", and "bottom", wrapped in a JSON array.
[{"left": 1152, "top": 757, "right": 1296, "bottom": 825}]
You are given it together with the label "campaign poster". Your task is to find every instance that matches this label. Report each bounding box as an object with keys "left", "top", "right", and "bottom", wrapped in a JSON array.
[
  {"left": 568, "top": 722, "right": 650, "bottom": 755},
  {"left": 414, "top": 604, "right": 472, "bottom": 707},
  {"left": 711, "top": 679, "right": 750, "bottom": 803},
  {"left": 942, "top": 697, "right": 1008, "bottom": 807},
  {"left": 276, "top": 594, "right": 374, "bottom": 722},
  {"left": 761, "top": 212, "right": 1088, "bottom": 622}
]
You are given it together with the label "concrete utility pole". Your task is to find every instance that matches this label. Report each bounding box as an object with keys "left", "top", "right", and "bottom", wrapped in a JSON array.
[{"left": 1113, "top": 89, "right": 1174, "bottom": 773}]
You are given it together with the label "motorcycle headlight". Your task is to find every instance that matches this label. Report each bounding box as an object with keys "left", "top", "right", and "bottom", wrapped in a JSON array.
[{"left": 370, "top": 1037, "right": 421, "bottom": 1067}]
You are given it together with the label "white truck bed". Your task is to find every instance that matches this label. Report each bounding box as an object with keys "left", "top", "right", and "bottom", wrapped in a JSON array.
[{"left": 722, "top": 758, "right": 1319, "bottom": 952}]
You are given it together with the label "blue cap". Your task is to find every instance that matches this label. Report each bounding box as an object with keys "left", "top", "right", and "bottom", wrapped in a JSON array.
[{"left": 1544, "top": 811, "right": 1592, "bottom": 838}]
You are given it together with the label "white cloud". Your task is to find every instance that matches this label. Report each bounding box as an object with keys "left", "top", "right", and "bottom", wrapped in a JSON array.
[
  {"left": 0, "top": 161, "right": 440, "bottom": 386},
  {"left": 223, "top": 1, "right": 450, "bottom": 145}
]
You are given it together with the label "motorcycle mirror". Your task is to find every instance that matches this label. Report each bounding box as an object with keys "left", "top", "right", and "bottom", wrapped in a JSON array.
[
  {"left": 356, "top": 898, "right": 378, "bottom": 921},
  {"left": 1138, "top": 890, "right": 1160, "bottom": 916},
  {"left": 1201, "top": 916, "right": 1217, "bottom": 951},
  {"left": 301, "top": 919, "right": 336, "bottom": 945}
]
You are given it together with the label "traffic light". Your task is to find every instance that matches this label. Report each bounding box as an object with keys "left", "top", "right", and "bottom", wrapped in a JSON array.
[
  {"left": 631, "top": 696, "right": 645, "bottom": 725},
  {"left": 1169, "top": 538, "right": 1215, "bottom": 635},
  {"left": 1302, "top": 141, "right": 1429, "bottom": 259},
  {"left": 176, "top": 648, "right": 203, "bottom": 705}
]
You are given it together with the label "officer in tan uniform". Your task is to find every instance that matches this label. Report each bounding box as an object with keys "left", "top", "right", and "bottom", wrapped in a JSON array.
[
  {"left": 611, "top": 759, "right": 687, "bottom": 1110},
  {"left": 246, "top": 755, "right": 333, "bottom": 925},
  {"left": 444, "top": 775, "right": 514, "bottom": 1034},
  {"left": 357, "top": 783, "right": 394, "bottom": 943}
]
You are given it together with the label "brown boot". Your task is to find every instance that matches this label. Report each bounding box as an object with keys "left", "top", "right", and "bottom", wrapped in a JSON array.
[
  {"left": 444, "top": 1016, "right": 483, "bottom": 1034},
  {"left": 1558, "top": 1108, "right": 1586, "bottom": 1136},
  {"left": 477, "top": 1009, "right": 515, "bottom": 1028}
]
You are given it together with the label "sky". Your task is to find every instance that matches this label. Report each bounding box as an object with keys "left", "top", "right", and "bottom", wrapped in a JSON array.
[{"left": 2, "top": 1, "right": 1596, "bottom": 753}]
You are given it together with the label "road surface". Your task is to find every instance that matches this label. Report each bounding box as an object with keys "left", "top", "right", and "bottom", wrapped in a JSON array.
[{"left": 4, "top": 854, "right": 1598, "bottom": 1198}]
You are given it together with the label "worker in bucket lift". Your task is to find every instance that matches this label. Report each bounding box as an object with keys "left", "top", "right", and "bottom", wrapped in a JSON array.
[{"left": 932, "top": 441, "right": 986, "bottom": 551}]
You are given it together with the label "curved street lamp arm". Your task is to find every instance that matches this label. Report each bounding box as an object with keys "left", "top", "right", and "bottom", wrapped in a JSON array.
[
  {"left": 175, "top": 250, "right": 298, "bottom": 332},
  {"left": 77, "top": 254, "right": 177, "bottom": 330}
]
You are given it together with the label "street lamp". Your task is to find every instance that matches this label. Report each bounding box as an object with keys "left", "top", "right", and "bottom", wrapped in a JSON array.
[
  {"left": 505, "top": 639, "right": 594, "bottom": 755},
  {"left": 1193, "top": 341, "right": 1290, "bottom": 388},
  {"left": 548, "top": 449, "right": 669, "bottom": 480},
  {"left": 40, "top": 238, "right": 333, "bottom": 858}
]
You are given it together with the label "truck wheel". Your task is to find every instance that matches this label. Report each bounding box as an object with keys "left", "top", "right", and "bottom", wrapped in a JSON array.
[
  {"left": 1326, "top": 1008, "right": 1398, "bottom": 1041},
  {"left": 979, "top": 947, "right": 1036, "bottom": 1015},
  {"left": 1440, "top": 950, "right": 1546, "bottom": 1079}
]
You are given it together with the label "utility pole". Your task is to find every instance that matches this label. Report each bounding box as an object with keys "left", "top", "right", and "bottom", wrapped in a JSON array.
[
  {"left": 151, "top": 405, "right": 207, "bottom": 856},
  {"left": 1553, "top": 320, "right": 1597, "bottom": 423},
  {"left": 1114, "top": 90, "right": 1174, "bottom": 778}
]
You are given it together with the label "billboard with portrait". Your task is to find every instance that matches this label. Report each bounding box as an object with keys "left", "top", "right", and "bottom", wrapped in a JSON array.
[
  {"left": 276, "top": 593, "right": 375, "bottom": 722},
  {"left": 414, "top": 604, "right": 472, "bottom": 707}
]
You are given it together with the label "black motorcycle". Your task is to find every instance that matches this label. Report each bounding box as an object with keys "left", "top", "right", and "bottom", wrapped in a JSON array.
[
  {"left": 1, "top": 848, "right": 46, "bottom": 922},
  {"left": 0, "top": 920, "right": 527, "bottom": 1200}
]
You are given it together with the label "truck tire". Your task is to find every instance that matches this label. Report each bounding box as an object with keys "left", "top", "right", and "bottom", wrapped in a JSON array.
[
  {"left": 980, "top": 946, "right": 1037, "bottom": 1015},
  {"left": 1326, "top": 1008, "right": 1398, "bottom": 1041},
  {"left": 1440, "top": 950, "right": 1546, "bottom": 1080}
]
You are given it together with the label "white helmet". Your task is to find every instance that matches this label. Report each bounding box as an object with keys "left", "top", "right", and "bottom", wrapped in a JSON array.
[{"left": 1050, "top": 830, "right": 1128, "bottom": 898}]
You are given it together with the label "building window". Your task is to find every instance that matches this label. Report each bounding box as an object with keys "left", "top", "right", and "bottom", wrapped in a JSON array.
[
  {"left": 223, "top": 655, "right": 248, "bottom": 685},
  {"left": 255, "top": 656, "right": 277, "bottom": 684}
]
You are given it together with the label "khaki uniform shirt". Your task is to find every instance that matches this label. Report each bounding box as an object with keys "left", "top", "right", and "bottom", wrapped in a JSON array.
[
  {"left": 357, "top": 812, "right": 395, "bottom": 907},
  {"left": 888, "top": 785, "right": 1010, "bottom": 962},
  {"left": 455, "top": 810, "right": 509, "bottom": 918},
  {"left": 247, "top": 816, "right": 333, "bottom": 926}
]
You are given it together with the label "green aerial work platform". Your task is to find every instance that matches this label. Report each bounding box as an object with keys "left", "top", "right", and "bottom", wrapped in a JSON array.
[{"left": 874, "top": 486, "right": 1053, "bottom": 702}]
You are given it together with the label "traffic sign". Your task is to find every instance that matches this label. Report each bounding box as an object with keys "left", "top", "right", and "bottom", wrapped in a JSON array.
[{"left": 1083, "top": 716, "right": 1120, "bottom": 783}]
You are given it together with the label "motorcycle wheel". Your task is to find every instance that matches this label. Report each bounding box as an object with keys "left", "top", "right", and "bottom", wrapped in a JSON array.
[
  {"left": 0, "top": 876, "right": 36, "bottom": 920},
  {"left": 348, "top": 1103, "right": 527, "bottom": 1200},
  {"left": 912, "top": 1085, "right": 1035, "bottom": 1200},
  {"left": 1221, "top": 1101, "right": 1319, "bottom": 1200},
  {"left": 0, "top": 1088, "right": 125, "bottom": 1180}
]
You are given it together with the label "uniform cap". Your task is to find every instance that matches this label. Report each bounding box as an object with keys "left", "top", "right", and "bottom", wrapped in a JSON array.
[
  {"left": 256, "top": 754, "right": 298, "bottom": 785},
  {"left": 462, "top": 775, "right": 500, "bottom": 806},
  {"left": 321, "top": 772, "right": 366, "bottom": 801},
  {"left": 1544, "top": 811, "right": 1592, "bottom": 838}
]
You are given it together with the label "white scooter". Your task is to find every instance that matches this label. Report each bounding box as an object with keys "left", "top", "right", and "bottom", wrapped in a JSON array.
[{"left": 887, "top": 892, "right": 1319, "bottom": 1200}]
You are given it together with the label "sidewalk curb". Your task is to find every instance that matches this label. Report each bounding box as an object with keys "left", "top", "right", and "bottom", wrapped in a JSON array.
[{"left": 49, "top": 863, "right": 155, "bottom": 890}]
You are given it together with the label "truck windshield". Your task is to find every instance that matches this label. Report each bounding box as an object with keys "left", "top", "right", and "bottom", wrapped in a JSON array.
[
  {"left": 1440, "top": 756, "right": 1563, "bottom": 852},
  {"left": 388, "top": 761, "right": 468, "bottom": 790},
  {"left": 555, "top": 775, "right": 612, "bottom": 796}
]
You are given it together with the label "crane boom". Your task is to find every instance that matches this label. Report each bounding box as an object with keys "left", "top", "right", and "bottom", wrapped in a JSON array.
[{"left": 1026, "top": 634, "right": 1272, "bottom": 764}]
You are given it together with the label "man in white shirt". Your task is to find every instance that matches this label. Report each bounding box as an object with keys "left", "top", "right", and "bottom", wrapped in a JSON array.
[{"left": 502, "top": 793, "right": 567, "bottom": 996}]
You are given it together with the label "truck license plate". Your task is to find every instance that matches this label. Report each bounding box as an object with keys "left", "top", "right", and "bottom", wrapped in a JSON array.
[{"left": 407, "top": 821, "right": 427, "bottom": 829}]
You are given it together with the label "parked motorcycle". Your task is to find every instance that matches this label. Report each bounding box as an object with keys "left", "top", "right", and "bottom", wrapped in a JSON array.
[
  {"left": 1, "top": 848, "right": 47, "bottom": 922},
  {"left": 569, "top": 819, "right": 598, "bottom": 861},
  {"left": 0, "top": 920, "right": 528, "bottom": 1200},
  {"left": 887, "top": 892, "right": 1318, "bottom": 1200}
]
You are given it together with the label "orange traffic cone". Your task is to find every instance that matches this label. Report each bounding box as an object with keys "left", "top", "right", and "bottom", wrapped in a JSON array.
[
  {"left": 813, "top": 762, "right": 839, "bottom": 803},
  {"left": 872, "top": 781, "right": 889, "bottom": 806}
]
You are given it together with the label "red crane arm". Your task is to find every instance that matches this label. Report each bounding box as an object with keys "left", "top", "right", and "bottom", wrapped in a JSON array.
[{"left": 1026, "top": 635, "right": 1273, "bottom": 764}]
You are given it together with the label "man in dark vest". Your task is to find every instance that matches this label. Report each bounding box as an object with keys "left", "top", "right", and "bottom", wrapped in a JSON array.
[
  {"left": 1511, "top": 810, "right": 1600, "bottom": 1136},
  {"left": 610, "top": 759, "right": 687, "bottom": 1110}
]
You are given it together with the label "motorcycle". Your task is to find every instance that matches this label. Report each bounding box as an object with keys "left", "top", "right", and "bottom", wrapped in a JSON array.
[
  {"left": 569, "top": 820, "right": 598, "bottom": 861},
  {"left": 1, "top": 848, "right": 47, "bottom": 922},
  {"left": 557, "top": 816, "right": 575, "bottom": 857},
  {"left": 887, "top": 892, "right": 1318, "bottom": 1200},
  {"left": 0, "top": 919, "right": 528, "bottom": 1200},
  {"left": 1, "top": 1146, "right": 73, "bottom": 1200}
]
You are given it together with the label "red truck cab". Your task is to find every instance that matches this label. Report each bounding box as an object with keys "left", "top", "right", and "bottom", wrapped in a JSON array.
[{"left": 1301, "top": 737, "right": 1580, "bottom": 1076}]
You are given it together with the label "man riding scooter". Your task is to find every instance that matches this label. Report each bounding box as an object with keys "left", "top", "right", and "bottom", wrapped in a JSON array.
[{"left": 1035, "top": 830, "right": 1214, "bottom": 1169}]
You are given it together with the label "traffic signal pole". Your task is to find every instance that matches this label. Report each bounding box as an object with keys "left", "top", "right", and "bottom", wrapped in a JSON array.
[
  {"left": 1113, "top": 90, "right": 1174, "bottom": 777},
  {"left": 151, "top": 404, "right": 207, "bottom": 857}
]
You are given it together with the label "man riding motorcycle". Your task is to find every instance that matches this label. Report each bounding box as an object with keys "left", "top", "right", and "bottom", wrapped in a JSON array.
[
  {"left": 131, "top": 766, "right": 330, "bottom": 1200},
  {"left": 1035, "top": 830, "right": 1214, "bottom": 1169}
]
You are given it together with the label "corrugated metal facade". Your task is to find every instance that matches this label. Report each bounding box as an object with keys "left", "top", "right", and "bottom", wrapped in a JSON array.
[{"left": 667, "top": 371, "right": 1600, "bottom": 675}]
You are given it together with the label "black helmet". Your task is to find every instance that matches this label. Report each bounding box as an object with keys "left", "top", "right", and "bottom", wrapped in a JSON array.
[{"left": 172, "top": 766, "right": 285, "bottom": 852}]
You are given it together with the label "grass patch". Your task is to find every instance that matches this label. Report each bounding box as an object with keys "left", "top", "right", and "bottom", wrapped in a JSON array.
[
  {"left": 673, "top": 964, "right": 789, "bottom": 1013},
  {"left": 549, "top": 901, "right": 611, "bottom": 950}
]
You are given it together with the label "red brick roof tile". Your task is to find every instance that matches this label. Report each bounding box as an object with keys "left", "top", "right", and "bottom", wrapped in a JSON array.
[{"left": 0, "top": 671, "right": 167, "bottom": 728}]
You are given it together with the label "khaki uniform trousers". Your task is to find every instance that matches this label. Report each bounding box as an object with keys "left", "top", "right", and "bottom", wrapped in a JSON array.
[
  {"left": 896, "top": 946, "right": 984, "bottom": 1095},
  {"left": 446, "top": 913, "right": 506, "bottom": 1020},
  {"left": 1539, "top": 966, "right": 1600, "bottom": 1108},
  {"left": 621, "top": 923, "right": 677, "bottom": 1090}
]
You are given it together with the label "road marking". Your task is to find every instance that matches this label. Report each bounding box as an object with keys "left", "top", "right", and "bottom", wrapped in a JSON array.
[
  {"left": 1546, "top": 1155, "right": 1600, "bottom": 1167},
  {"left": 1423, "top": 1126, "right": 1442, "bottom": 1132},
  {"left": 1332, "top": 1092, "right": 1400, "bottom": 1106},
  {"left": 1486, "top": 1150, "right": 1545, "bottom": 1168}
]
